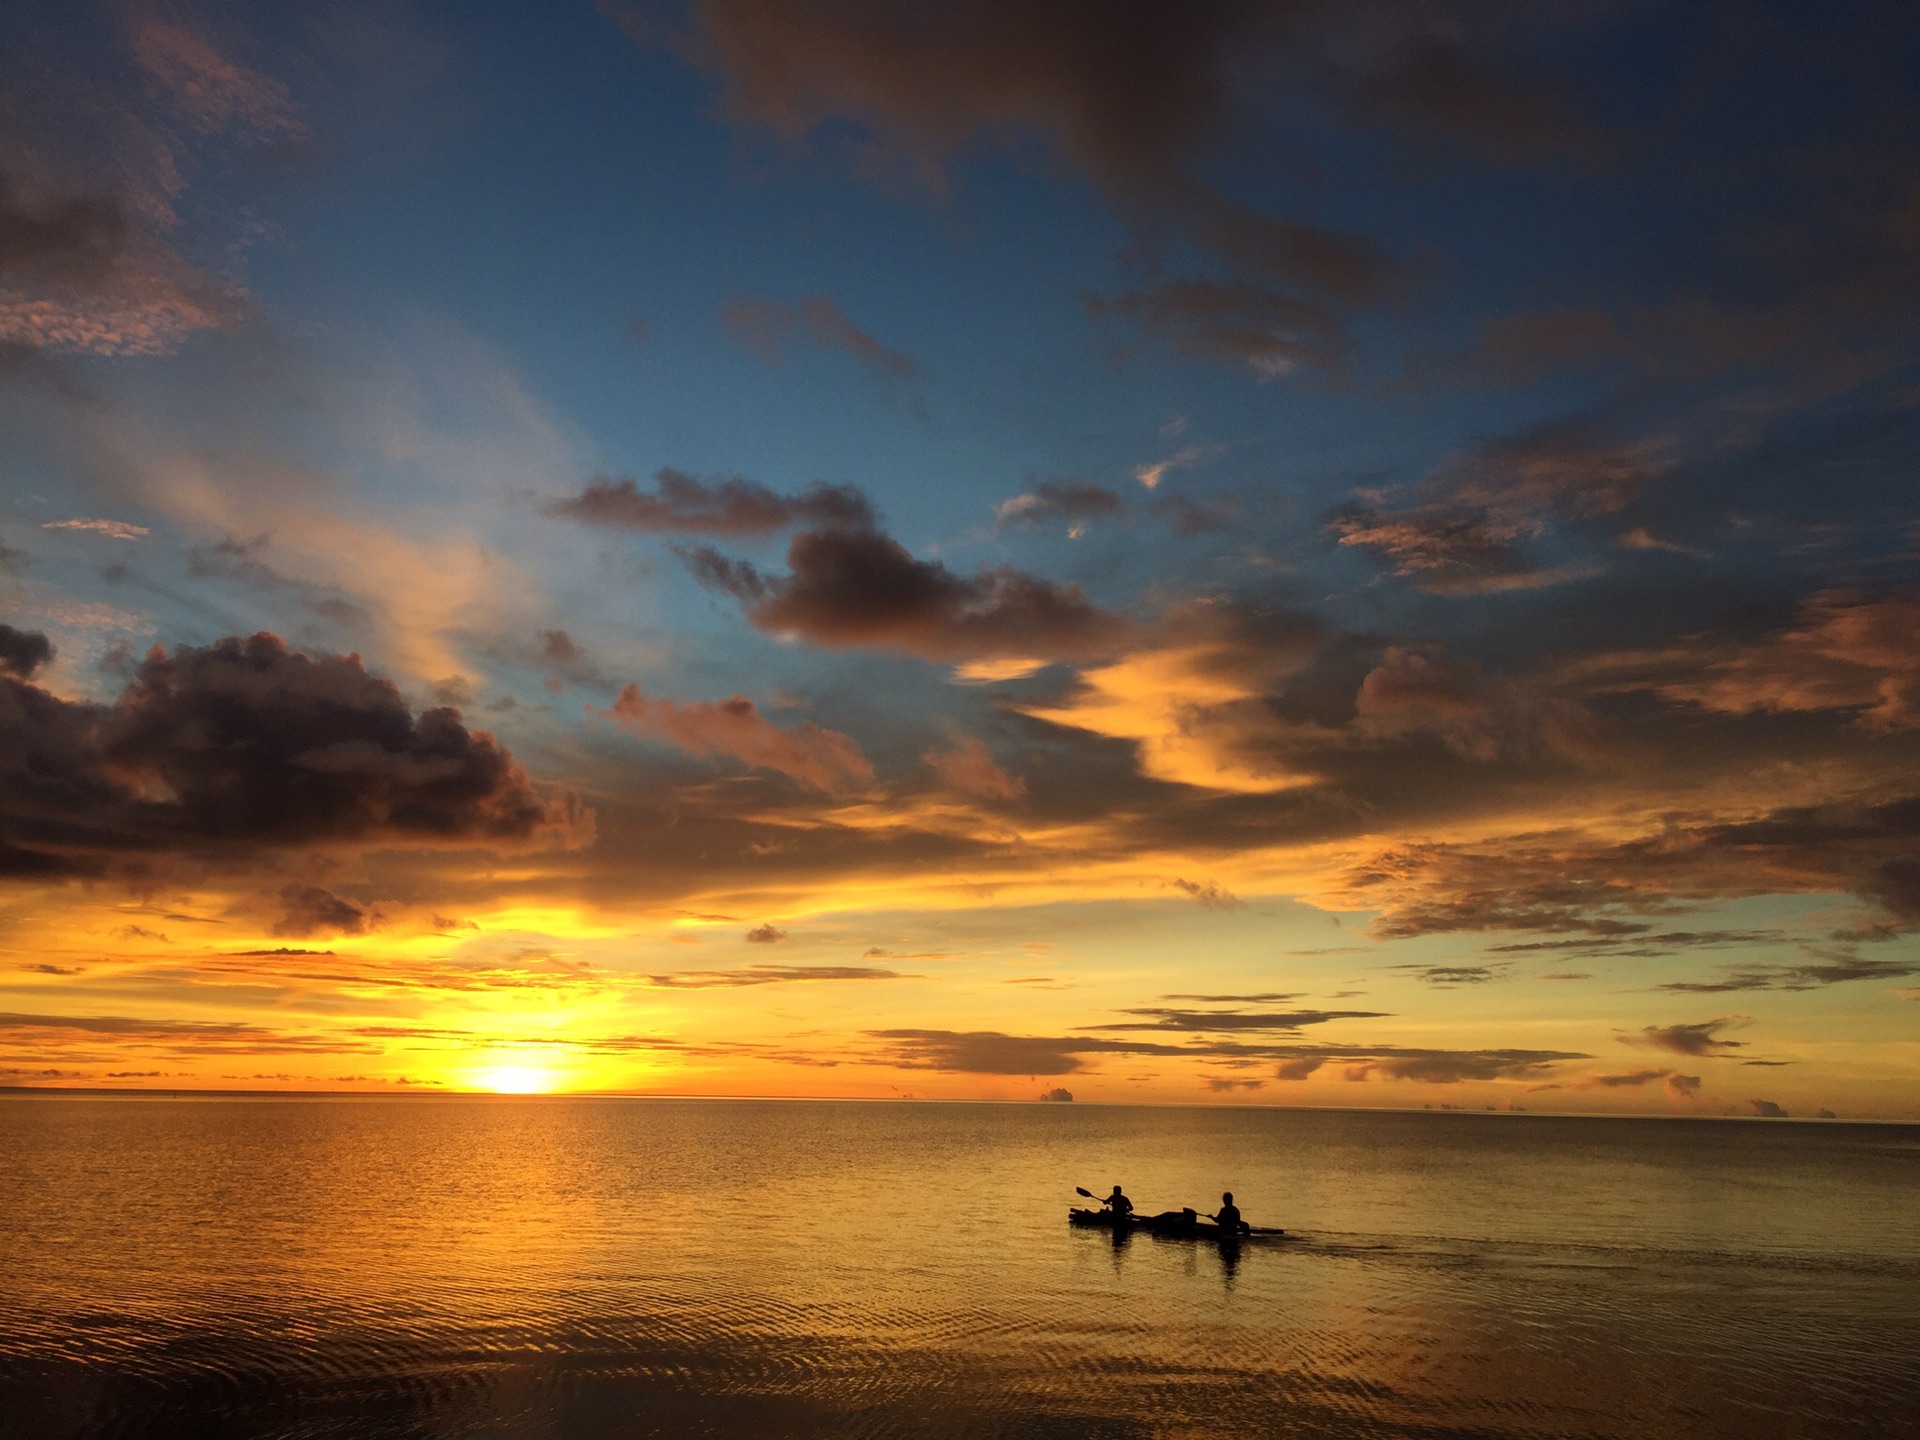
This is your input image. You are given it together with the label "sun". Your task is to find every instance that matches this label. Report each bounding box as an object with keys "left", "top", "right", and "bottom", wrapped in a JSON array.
[{"left": 472, "top": 1064, "right": 560, "bottom": 1094}]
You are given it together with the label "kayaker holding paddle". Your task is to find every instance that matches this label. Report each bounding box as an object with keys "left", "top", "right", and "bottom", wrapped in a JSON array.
[
  {"left": 1215, "top": 1192, "right": 1247, "bottom": 1237},
  {"left": 1105, "top": 1184, "right": 1135, "bottom": 1219}
]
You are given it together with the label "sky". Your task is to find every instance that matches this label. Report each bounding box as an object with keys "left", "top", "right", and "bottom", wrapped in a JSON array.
[{"left": 2, "top": 1, "right": 1918, "bottom": 1116}]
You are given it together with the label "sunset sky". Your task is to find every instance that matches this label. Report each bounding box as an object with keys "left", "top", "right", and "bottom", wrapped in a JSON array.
[{"left": 3, "top": 1, "right": 1918, "bottom": 1116}]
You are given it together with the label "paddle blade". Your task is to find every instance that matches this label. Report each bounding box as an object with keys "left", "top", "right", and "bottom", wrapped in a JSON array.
[{"left": 1075, "top": 1187, "right": 1096, "bottom": 1199}]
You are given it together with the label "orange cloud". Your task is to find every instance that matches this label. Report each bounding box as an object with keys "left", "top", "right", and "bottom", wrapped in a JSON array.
[{"left": 599, "top": 683, "right": 874, "bottom": 793}]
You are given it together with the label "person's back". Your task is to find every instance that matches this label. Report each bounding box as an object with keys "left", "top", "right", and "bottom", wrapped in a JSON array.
[
  {"left": 1215, "top": 1191, "right": 1244, "bottom": 1235},
  {"left": 1107, "top": 1185, "right": 1134, "bottom": 1219}
]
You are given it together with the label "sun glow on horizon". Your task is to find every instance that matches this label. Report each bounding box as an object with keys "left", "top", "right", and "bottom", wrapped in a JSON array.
[{"left": 471, "top": 1063, "right": 564, "bottom": 1095}]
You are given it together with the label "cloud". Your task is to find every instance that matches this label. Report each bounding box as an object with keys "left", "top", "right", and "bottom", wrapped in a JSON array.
[
  {"left": 598, "top": 683, "right": 873, "bottom": 793},
  {"left": 41, "top": 518, "right": 149, "bottom": 539},
  {"left": 1274, "top": 1057, "right": 1325, "bottom": 1080},
  {"left": 868, "top": 1027, "right": 1585, "bottom": 1079},
  {"left": 643, "top": 2, "right": 1425, "bottom": 299},
  {"left": 1402, "top": 966, "right": 1497, "bottom": 986},
  {"left": 995, "top": 481, "right": 1125, "bottom": 535},
  {"left": 923, "top": 738, "right": 1025, "bottom": 800},
  {"left": 744, "top": 923, "right": 788, "bottom": 944},
  {"left": 1089, "top": 280, "right": 1346, "bottom": 378},
  {"left": 1087, "top": 1007, "right": 1385, "bottom": 1033},
  {"left": 1329, "top": 425, "right": 1659, "bottom": 594},
  {"left": 546, "top": 468, "right": 875, "bottom": 535},
  {"left": 724, "top": 295, "right": 919, "bottom": 390},
  {"left": 1171, "top": 878, "right": 1243, "bottom": 910},
  {"left": 0, "top": 624, "right": 52, "bottom": 680},
  {"left": 645, "top": 964, "right": 904, "bottom": 989},
  {"left": 1204, "top": 1076, "right": 1265, "bottom": 1092},
  {"left": 1342, "top": 796, "right": 1920, "bottom": 942},
  {"left": 682, "top": 524, "right": 1136, "bottom": 662},
  {"left": 1586, "top": 590, "right": 1920, "bottom": 733},
  {"left": 275, "top": 884, "right": 370, "bottom": 939},
  {"left": 1657, "top": 956, "right": 1918, "bottom": 993},
  {"left": 0, "top": 17, "right": 303, "bottom": 355},
  {"left": 1352, "top": 647, "right": 1613, "bottom": 766},
  {"left": 1627, "top": 1019, "right": 1749, "bottom": 1058},
  {"left": 0, "top": 631, "right": 588, "bottom": 875},
  {"left": 1746, "top": 1098, "right": 1788, "bottom": 1119}
]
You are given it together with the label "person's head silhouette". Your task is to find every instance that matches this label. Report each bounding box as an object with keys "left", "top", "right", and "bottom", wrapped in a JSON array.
[{"left": 1222, "top": 1191, "right": 1233, "bottom": 1205}]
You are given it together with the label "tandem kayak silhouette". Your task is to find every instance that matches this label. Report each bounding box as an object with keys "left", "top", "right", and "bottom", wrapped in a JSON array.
[{"left": 1069, "top": 1185, "right": 1288, "bottom": 1240}]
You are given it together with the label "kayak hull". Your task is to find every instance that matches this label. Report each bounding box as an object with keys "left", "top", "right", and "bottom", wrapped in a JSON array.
[{"left": 1068, "top": 1207, "right": 1285, "bottom": 1240}]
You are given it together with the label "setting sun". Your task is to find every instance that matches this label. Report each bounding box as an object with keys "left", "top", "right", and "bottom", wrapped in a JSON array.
[{"left": 472, "top": 1064, "right": 563, "bottom": 1095}]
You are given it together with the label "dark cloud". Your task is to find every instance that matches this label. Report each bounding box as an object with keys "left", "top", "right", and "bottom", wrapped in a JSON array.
[
  {"left": 1329, "top": 425, "right": 1656, "bottom": 595},
  {"left": 0, "top": 624, "right": 53, "bottom": 679},
  {"left": 868, "top": 1027, "right": 1585, "bottom": 1079},
  {"left": 744, "top": 923, "right": 788, "bottom": 943},
  {"left": 546, "top": 468, "right": 875, "bottom": 535},
  {"left": 682, "top": 524, "right": 1136, "bottom": 661},
  {"left": 1658, "top": 956, "right": 1918, "bottom": 993},
  {"left": 1401, "top": 965, "right": 1497, "bottom": 986},
  {"left": 0, "top": 169, "right": 130, "bottom": 290},
  {"left": 1274, "top": 1057, "right": 1325, "bottom": 1080},
  {"left": 275, "top": 884, "right": 369, "bottom": 939},
  {"left": 0, "top": 632, "right": 588, "bottom": 877},
  {"left": 1746, "top": 1098, "right": 1788, "bottom": 1119},
  {"left": 1346, "top": 794, "right": 1920, "bottom": 942},
  {"left": 1087, "top": 1007, "right": 1385, "bottom": 1033},
  {"left": 724, "top": 295, "right": 919, "bottom": 390},
  {"left": 0, "top": 1010, "right": 372, "bottom": 1054},
  {"left": 1628, "top": 1019, "right": 1748, "bottom": 1059},
  {"left": 1204, "top": 1076, "right": 1265, "bottom": 1092}
]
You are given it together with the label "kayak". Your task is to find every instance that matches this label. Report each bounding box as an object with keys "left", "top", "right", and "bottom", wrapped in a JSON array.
[{"left": 1068, "top": 1207, "right": 1287, "bottom": 1240}]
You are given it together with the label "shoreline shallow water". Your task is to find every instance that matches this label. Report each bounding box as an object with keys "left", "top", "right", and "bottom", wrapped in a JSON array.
[{"left": 4, "top": 1096, "right": 1916, "bottom": 1438}]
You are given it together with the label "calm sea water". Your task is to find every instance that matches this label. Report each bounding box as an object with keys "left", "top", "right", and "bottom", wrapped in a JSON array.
[{"left": 1, "top": 1097, "right": 1916, "bottom": 1439}]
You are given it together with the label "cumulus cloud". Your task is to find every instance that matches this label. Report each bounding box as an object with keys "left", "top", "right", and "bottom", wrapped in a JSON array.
[
  {"left": 682, "top": 524, "right": 1135, "bottom": 662},
  {"left": 547, "top": 469, "right": 874, "bottom": 535},
  {"left": 744, "top": 923, "right": 788, "bottom": 943},
  {"left": 1746, "top": 1098, "right": 1788, "bottom": 1118},
  {"left": 598, "top": 683, "right": 874, "bottom": 793},
  {"left": 0, "top": 631, "right": 588, "bottom": 876}
]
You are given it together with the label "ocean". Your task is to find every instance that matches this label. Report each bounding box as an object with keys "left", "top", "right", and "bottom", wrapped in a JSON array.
[{"left": 2, "top": 1096, "right": 1916, "bottom": 1439}]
